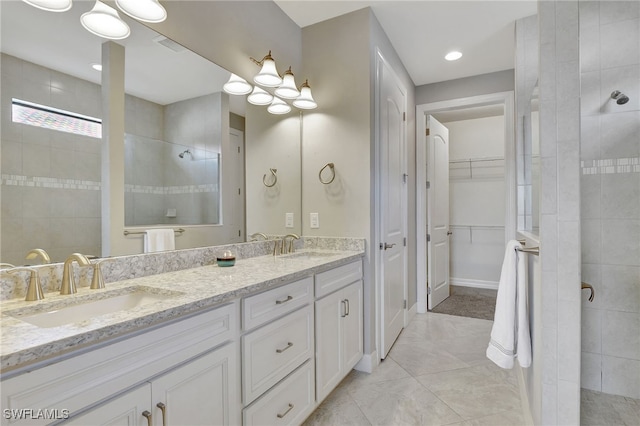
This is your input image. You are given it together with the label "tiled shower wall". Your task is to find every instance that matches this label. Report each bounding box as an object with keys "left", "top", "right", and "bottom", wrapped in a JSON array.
[
  {"left": 0, "top": 53, "right": 102, "bottom": 264},
  {"left": 124, "top": 93, "right": 222, "bottom": 227},
  {"left": 579, "top": 0, "right": 640, "bottom": 399}
]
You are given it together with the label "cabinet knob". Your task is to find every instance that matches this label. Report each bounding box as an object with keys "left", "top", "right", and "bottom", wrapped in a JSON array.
[
  {"left": 142, "top": 411, "right": 152, "bottom": 426},
  {"left": 156, "top": 402, "right": 167, "bottom": 426}
]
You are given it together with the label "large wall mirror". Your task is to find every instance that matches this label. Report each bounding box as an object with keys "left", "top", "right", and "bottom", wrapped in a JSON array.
[{"left": 0, "top": 1, "right": 301, "bottom": 264}]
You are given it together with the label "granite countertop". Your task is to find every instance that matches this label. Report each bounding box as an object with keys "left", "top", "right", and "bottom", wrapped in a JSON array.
[{"left": 0, "top": 249, "right": 364, "bottom": 373}]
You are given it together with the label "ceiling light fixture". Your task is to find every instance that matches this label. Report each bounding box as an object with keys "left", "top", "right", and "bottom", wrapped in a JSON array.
[
  {"left": 81, "top": 1, "right": 130, "bottom": 40},
  {"left": 21, "top": 0, "right": 72, "bottom": 12},
  {"left": 223, "top": 74, "right": 252, "bottom": 95},
  {"left": 274, "top": 67, "right": 300, "bottom": 99},
  {"left": 247, "top": 86, "right": 274, "bottom": 106},
  {"left": 445, "top": 51, "right": 463, "bottom": 61},
  {"left": 293, "top": 80, "right": 317, "bottom": 110},
  {"left": 267, "top": 97, "right": 291, "bottom": 115},
  {"left": 250, "top": 51, "right": 282, "bottom": 87},
  {"left": 115, "top": 0, "right": 167, "bottom": 23}
]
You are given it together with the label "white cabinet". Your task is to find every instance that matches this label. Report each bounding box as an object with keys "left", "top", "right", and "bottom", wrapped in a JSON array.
[
  {"left": 68, "top": 343, "right": 238, "bottom": 426},
  {"left": 315, "top": 279, "right": 363, "bottom": 403}
]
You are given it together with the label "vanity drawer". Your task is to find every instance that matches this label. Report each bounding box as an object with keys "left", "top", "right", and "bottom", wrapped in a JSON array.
[
  {"left": 242, "top": 276, "right": 313, "bottom": 331},
  {"left": 242, "top": 305, "right": 313, "bottom": 405},
  {"left": 243, "top": 360, "right": 315, "bottom": 426},
  {"left": 315, "top": 260, "right": 363, "bottom": 298}
]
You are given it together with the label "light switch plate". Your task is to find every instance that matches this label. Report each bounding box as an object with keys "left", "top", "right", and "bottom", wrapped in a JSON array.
[
  {"left": 285, "top": 212, "right": 294, "bottom": 228},
  {"left": 310, "top": 212, "right": 319, "bottom": 229}
]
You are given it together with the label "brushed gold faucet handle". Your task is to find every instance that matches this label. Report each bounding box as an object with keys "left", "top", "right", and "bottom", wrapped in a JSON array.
[
  {"left": 90, "top": 260, "right": 106, "bottom": 290},
  {"left": 7, "top": 267, "right": 44, "bottom": 301}
]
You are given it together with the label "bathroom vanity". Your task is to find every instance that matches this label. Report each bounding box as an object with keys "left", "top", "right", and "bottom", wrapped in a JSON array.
[{"left": 0, "top": 249, "right": 364, "bottom": 425}]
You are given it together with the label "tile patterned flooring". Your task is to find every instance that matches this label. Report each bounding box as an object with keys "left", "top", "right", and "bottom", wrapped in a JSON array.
[
  {"left": 304, "top": 312, "right": 525, "bottom": 426},
  {"left": 580, "top": 389, "right": 640, "bottom": 426}
]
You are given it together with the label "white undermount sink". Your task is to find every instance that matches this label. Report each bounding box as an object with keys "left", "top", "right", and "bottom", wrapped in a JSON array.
[{"left": 9, "top": 288, "right": 179, "bottom": 328}]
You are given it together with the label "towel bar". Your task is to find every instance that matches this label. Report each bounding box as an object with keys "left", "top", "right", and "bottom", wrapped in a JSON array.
[
  {"left": 124, "top": 228, "right": 185, "bottom": 236},
  {"left": 516, "top": 246, "right": 539, "bottom": 256}
]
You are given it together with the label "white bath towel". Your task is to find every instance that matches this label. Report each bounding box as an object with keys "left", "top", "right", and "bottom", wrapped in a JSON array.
[
  {"left": 486, "top": 240, "right": 532, "bottom": 369},
  {"left": 144, "top": 229, "right": 175, "bottom": 253}
]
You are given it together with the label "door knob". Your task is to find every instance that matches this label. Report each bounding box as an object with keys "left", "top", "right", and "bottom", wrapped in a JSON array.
[{"left": 384, "top": 243, "right": 396, "bottom": 250}]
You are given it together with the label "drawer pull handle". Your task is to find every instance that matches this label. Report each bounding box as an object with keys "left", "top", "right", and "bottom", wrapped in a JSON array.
[
  {"left": 276, "top": 342, "right": 293, "bottom": 353},
  {"left": 276, "top": 403, "right": 294, "bottom": 419},
  {"left": 341, "top": 300, "right": 347, "bottom": 317},
  {"left": 276, "top": 295, "right": 293, "bottom": 305},
  {"left": 142, "top": 410, "right": 152, "bottom": 426},
  {"left": 345, "top": 299, "right": 350, "bottom": 316},
  {"left": 157, "top": 402, "right": 167, "bottom": 426}
]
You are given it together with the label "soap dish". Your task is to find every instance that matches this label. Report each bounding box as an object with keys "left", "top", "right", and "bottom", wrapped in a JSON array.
[{"left": 216, "top": 250, "right": 236, "bottom": 267}]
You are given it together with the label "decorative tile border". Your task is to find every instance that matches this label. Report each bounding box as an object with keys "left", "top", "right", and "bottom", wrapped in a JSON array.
[
  {"left": 1, "top": 175, "right": 100, "bottom": 190},
  {"left": 124, "top": 183, "right": 219, "bottom": 195},
  {"left": 581, "top": 157, "right": 640, "bottom": 175}
]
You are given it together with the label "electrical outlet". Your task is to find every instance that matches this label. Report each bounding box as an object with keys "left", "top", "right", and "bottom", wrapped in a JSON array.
[
  {"left": 285, "top": 213, "right": 294, "bottom": 228},
  {"left": 310, "top": 212, "right": 320, "bottom": 229}
]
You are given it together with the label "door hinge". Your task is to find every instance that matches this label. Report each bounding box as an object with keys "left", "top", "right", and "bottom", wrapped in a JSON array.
[
  {"left": 403, "top": 112, "right": 406, "bottom": 122},
  {"left": 379, "top": 242, "right": 383, "bottom": 250},
  {"left": 426, "top": 181, "right": 430, "bottom": 189},
  {"left": 403, "top": 300, "right": 407, "bottom": 309},
  {"left": 425, "top": 128, "right": 430, "bottom": 136},
  {"left": 427, "top": 234, "right": 431, "bottom": 242},
  {"left": 427, "top": 287, "right": 432, "bottom": 295},
  {"left": 237, "top": 146, "right": 241, "bottom": 153},
  {"left": 403, "top": 237, "right": 407, "bottom": 247},
  {"left": 402, "top": 173, "right": 408, "bottom": 183}
]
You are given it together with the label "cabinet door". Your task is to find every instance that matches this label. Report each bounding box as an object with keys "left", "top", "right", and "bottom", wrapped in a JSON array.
[
  {"left": 342, "top": 280, "right": 364, "bottom": 371},
  {"left": 314, "top": 290, "right": 343, "bottom": 403},
  {"left": 66, "top": 384, "right": 150, "bottom": 426},
  {"left": 151, "top": 343, "right": 239, "bottom": 426}
]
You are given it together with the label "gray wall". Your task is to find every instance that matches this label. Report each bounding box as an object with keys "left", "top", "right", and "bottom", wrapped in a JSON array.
[
  {"left": 579, "top": 0, "right": 640, "bottom": 399},
  {"left": 416, "top": 69, "right": 515, "bottom": 105}
]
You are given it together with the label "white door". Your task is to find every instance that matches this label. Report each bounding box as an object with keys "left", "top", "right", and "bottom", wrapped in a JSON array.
[
  {"left": 379, "top": 56, "right": 407, "bottom": 358},
  {"left": 427, "top": 115, "right": 451, "bottom": 309},
  {"left": 229, "top": 129, "right": 245, "bottom": 243}
]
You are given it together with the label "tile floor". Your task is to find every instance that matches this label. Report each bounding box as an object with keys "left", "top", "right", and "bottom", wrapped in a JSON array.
[
  {"left": 303, "top": 312, "right": 525, "bottom": 426},
  {"left": 580, "top": 389, "right": 640, "bottom": 426}
]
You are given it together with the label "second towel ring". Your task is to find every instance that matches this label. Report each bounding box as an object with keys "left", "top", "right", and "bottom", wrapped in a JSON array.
[
  {"left": 319, "top": 162, "right": 335, "bottom": 184},
  {"left": 263, "top": 168, "right": 278, "bottom": 187}
]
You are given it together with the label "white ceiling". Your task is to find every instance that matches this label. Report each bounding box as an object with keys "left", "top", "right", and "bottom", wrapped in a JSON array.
[{"left": 274, "top": 0, "right": 537, "bottom": 86}]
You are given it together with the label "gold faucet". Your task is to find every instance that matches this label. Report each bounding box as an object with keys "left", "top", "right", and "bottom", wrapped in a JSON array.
[
  {"left": 25, "top": 248, "right": 51, "bottom": 264},
  {"left": 0, "top": 263, "right": 15, "bottom": 269},
  {"left": 6, "top": 267, "right": 44, "bottom": 301},
  {"left": 60, "top": 253, "right": 91, "bottom": 295},
  {"left": 249, "top": 232, "right": 269, "bottom": 241},
  {"left": 282, "top": 234, "right": 300, "bottom": 254}
]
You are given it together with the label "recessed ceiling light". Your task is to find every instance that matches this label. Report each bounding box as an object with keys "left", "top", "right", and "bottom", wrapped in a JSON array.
[
  {"left": 445, "top": 51, "right": 463, "bottom": 61},
  {"left": 91, "top": 63, "right": 102, "bottom": 71}
]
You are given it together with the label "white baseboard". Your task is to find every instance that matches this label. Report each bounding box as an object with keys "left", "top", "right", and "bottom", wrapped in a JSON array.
[
  {"left": 354, "top": 349, "right": 379, "bottom": 374},
  {"left": 450, "top": 277, "right": 499, "bottom": 290},
  {"left": 407, "top": 303, "right": 417, "bottom": 324}
]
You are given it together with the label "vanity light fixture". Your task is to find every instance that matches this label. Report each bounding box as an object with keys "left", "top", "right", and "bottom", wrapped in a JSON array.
[
  {"left": 267, "top": 97, "right": 291, "bottom": 115},
  {"left": 274, "top": 67, "right": 300, "bottom": 99},
  {"left": 81, "top": 1, "right": 130, "bottom": 40},
  {"left": 223, "top": 74, "right": 252, "bottom": 95},
  {"left": 21, "top": 0, "right": 72, "bottom": 12},
  {"left": 293, "top": 80, "right": 317, "bottom": 110},
  {"left": 445, "top": 51, "right": 463, "bottom": 61},
  {"left": 247, "top": 86, "right": 274, "bottom": 106},
  {"left": 115, "top": 0, "right": 167, "bottom": 23},
  {"left": 251, "top": 51, "right": 283, "bottom": 87}
]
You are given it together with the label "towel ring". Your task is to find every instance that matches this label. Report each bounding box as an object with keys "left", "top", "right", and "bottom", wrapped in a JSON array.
[
  {"left": 319, "top": 162, "right": 335, "bottom": 184},
  {"left": 263, "top": 168, "right": 278, "bottom": 187}
]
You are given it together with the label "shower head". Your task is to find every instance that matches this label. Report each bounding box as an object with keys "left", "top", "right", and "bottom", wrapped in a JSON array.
[
  {"left": 611, "top": 90, "right": 630, "bottom": 105},
  {"left": 178, "top": 149, "right": 191, "bottom": 159}
]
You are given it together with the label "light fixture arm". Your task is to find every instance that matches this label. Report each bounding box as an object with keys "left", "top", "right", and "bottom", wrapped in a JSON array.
[{"left": 250, "top": 50, "right": 273, "bottom": 67}]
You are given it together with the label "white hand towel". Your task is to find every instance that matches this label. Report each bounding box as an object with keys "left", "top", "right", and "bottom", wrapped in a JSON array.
[
  {"left": 144, "top": 229, "right": 175, "bottom": 253},
  {"left": 486, "top": 240, "right": 532, "bottom": 369}
]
